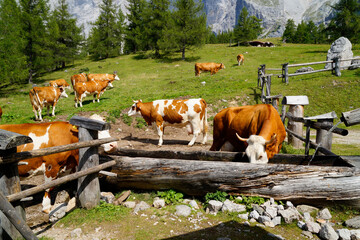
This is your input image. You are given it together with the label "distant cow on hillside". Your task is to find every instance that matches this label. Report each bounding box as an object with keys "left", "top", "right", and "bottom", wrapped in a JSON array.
[
  {"left": 248, "top": 41, "right": 275, "bottom": 47},
  {"left": 195, "top": 62, "right": 225, "bottom": 76},
  {"left": 237, "top": 54, "right": 245, "bottom": 66}
]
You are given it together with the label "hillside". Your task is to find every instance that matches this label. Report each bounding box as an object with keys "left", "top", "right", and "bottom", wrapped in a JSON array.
[{"left": 0, "top": 41, "right": 359, "bottom": 155}]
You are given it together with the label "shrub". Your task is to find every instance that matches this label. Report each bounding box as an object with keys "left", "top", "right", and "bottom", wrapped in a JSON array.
[{"left": 157, "top": 189, "right": 184, "bottom": 204}]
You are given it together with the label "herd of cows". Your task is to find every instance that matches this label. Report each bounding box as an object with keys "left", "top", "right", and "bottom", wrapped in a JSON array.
[{"left": 0, "top": 55, "right": 287, "bottom": 213}]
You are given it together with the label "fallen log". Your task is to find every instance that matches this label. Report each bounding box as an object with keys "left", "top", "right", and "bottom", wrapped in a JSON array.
[{"left": 106, "top": 156, "right": 360, "bottom": 203}]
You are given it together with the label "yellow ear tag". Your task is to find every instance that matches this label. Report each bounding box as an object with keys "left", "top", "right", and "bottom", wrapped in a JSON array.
[{"left": 72, "top": 125, "right": 78, "bottom": 130}]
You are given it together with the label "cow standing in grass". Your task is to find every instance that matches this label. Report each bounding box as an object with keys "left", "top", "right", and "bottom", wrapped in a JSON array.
[
  {"left": 237, "top": 54, "right": 245, "bottom": 66},
  {"left": 73, "top": 79, "right": 112, "bottom": 107},
  {"left": 29, "top": 86, "right": 68, "bottom": 121},
  {"left": 128, "top": 98, "right": 208, "bottom": 146},
  {"left": 87, "top": 72, "right": 120, "bottom": 88},
  {"left": 195, "top": 62, "right": 225, "bottom": 76}
]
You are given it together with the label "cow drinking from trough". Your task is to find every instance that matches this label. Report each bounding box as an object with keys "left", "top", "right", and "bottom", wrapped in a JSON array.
[
  {"left": 0, "top": 114, "right": 118, "bottom": 213},
  {"left": 128, "top": 98, "right": 208, "bottom": 146},
  {"left": 210, "top": 104, "right": 286, "bottom": 164},
  {"left": 237, "top": 54, "right": 245, "bottom": 66},
  {"left": 195, "top": 62, "right": 225, "bottom": 76},
  {"left": 29, "top": 86, "right": 68, "bottom": 121}
]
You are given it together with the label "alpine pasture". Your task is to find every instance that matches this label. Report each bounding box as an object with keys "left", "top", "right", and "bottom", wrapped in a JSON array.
[{"left": 0, "top": 39, "right": 359, "bottom": 155}]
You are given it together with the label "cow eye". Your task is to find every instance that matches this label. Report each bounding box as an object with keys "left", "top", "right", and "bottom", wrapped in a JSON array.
[{"left": 47, "top": 165, "right": 52, "bottom": 171}]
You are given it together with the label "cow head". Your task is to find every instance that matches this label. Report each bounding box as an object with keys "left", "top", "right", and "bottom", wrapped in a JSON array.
[
  {"left": 236, "top": 133, "right": 277, "bottom": 164},
  {"left": 220, "top": 63, "right": 225, "bottom": 69},
  {"left": 128, "top": 100, "right": 143, "bottom": 117},
  {"left": 59, "top": 87, "right": 68, "bottom": 98},
  {"left": 113, "top": 71, "right": 120, "bottom": 81}
]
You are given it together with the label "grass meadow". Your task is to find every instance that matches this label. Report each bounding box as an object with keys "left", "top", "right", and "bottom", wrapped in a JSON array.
[{"left": 0, "top": 38, "right": 359, "bottom": 154}]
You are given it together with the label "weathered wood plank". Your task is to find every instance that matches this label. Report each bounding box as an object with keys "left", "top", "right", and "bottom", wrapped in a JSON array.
[
  {"left": 69, "top": 116, "right": 110, "bottom": 131},
  {"left": 287, "top": 61, "right": 333, "bottom": 67},
  {"left": 0, "top": 137, "right": 118, "bottom": 165},
  {"left": 0, "top": 191, "right": 37, "bottom": 240},
  {"left": 288, "top": 68, "right": 331, "bottom": 77},
  {"left": 106, "top": 156, "right": 360, "bottom": 202},
  {"left": 7, "top": 160, "right": 116, "bottom": 203},
  {"left": 341, "top": 108, "right": 360, "bottom": 127},
  {"left": 0, "top": 129, "right": 32, "bottom": 150}
]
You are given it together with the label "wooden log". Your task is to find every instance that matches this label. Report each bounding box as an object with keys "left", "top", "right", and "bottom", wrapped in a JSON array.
[
  {"left": 287, "top": 61, "right": 332, "bottom": 67},
  {"left": 0, "top": 130, "right": 32, "bottom": 150},
  {"left": 0, "top": 137, "right": 119, "bottom": 165},
  {"left": 69, "top": 116, "right": 110, "bottom": 131},
  {"left": 287, "top": 105, "right": 304, "bottom": 148},
  {"left": 334, "top": 57, "right": 341, "bottom": 76},
  {"left": 286, "top": 128, "right": 337, "bottom": 156},
  {"left": 107, "top": 156, "right": 360, "bottom": 202},
  {"left": 0, "top": 191, "right": 37, "bottom": 240},
  {"left": 114, "top": 148, "right": 351, "bottom": 167},
  {"left": 7, "top": 160, "right": 116, "bottom": 203},
  {"left": 77, "top": 128, "right": 100, "bottom": 209},
  {"left": 315, "top": 119, "right": 334, "bottom": 156},
  {"left": 287, "top": 68, "right": 332, "bottom": 77},
  {"left": 0, "top": 148, "right": 26, "bottom": 240},
  {"left": 341, "top": 108, "right": 360, "bottom": 127}
]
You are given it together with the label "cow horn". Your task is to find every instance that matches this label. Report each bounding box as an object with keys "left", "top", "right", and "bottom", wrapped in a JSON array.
[
  {"left": 236, "top": 133, "right": 248, "bottom": 142},
  {"left": 265, "top": 134, "right": 277, "bottom": 145}
]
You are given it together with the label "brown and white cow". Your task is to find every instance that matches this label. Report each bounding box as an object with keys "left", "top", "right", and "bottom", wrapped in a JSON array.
[
  {"left": 210, "top": 104, "right": 286, "bottom": 164},
  {"left": 0, "top": 114, "right": 118, "bottom": 213},
  {"left": 70, "top": 73, "right": 87, "bottom": 88},
  {"left": 87, "top": 72, "right": 120, "bottom": 88},
  {"left": 49, "top": 79, "right": 70, "bottom": 90},
  {"left": 237, "top": 54, "right": 245, "bottom": 66},
  {"left": 73, "top": 79, "right": 112, "bottom": 108},
  {"left": 29, "top": 86, "right": 68, "bottom": 121},
  {"left": 195, "top": 62, "right": 225, "bottom": 76},
  {"left": 128, "top": 98, "right": 208, "bottom": 146}
]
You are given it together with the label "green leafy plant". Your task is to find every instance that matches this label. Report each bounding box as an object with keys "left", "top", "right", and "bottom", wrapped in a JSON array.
[
  {"left": 135, "top": 117, "right": 147, "bottom": 129},
  {"left": 121, "top": 113, "right": 133, "bottom": 126},
  {"left": 157, "top": 189, "right": 184, "bottom": 204},
  {"left": 238, "top": 195, "right": 266, "bottom": 211},
  {"left": 204, "top": 191, "right": 228, "bottom": 204}
]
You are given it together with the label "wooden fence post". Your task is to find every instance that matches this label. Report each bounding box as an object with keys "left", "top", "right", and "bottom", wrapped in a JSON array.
[
  {"left": 282, "top": 63, "right": 289, "bottom": 84},
  {"left": 0, "top": 130, "right": 33, "bottom": 240},
  {"left": 334, "top": 57, "right": 341, "bottom": 77},
  {"left": 304, "top": 112, "right": 337, "bottom": 156},
  {"left": 258, "top": 64, "right": 265, "bottom": 87},
  {"left": 282, "top": 96, "right": 309, "bottom": 149},
  {"left": 69, "top": 116, "right": 111, "bottom": 210}
]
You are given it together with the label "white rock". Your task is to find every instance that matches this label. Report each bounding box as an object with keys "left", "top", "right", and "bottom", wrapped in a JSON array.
[
  {"left": 325, "top": 37, "right": 353, "bottom": 69},
  {"left": 238, "top": 213, "right": 249, "bottom": 220},
  {"left": 265, "top": 206, "right": 278, "bottom": 219},
  {"left": 337, "top": 228, "right": 351, "bottom": 240},
  {"left": 272, "top": 216, "right": 282, "bottom": 226},
  {"left": 278, "top": 208, "right": 301, "bottom": 224},
  {"left": 123, "top": 201, "right": 136, "bottom": 209},
  {"left": 153, "top": 198, "right": 166, "bottom": 209},
  {"left": 189, "top": 200, "right": 199, "bottom": 209},
  {"left": 208, "top": 200, "right": 223, "bottom": 213},
  {"left": 319, "top": 223, "right": 339, "bottom": 240},
  {"left": 134, "top": 201, "right": 150, "bottom": 213},
  {"left": 317, "top": 208, "right": 332, "bottom": 220},
  {"left": 100, "top": 192, "right": 115, "bottom": 204},
  {"left": 350, "top": 230, "right": 360, "bottom": 240},
  {"left": 249, "top": 210, "right": 260, "bottom": 220},
  {"left": 175, "top": 205, "right": 192, "bottom": 217},
  {"left": 305, "top": 221, "right": 321, "bottom": 234}
]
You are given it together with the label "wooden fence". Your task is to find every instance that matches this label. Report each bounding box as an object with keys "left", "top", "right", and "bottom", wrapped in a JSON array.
[
  {"left": 0, "top": 116, "right": 119, "bottom": 240},
  {"left": 260, "top": 57, "right": 360, "bottom": 84}
]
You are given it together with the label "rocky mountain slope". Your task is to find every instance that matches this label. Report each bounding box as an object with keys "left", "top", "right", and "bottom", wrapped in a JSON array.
[{"left": 49, "top": 0, "right": 339, "bottom": 37}]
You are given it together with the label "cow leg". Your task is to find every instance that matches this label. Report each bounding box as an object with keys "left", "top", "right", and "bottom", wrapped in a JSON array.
[
  {"left": 188, "top": 121, "right": 201, "bottom": 146},
  {"left": 46, "top": 105, "right": 50, "bottom": 116},
  {"left": 42, "top": 190, "right": 52, "bottom": 214},
  {"left": 38, "top": 108, "right": 43, "bottom": 121},
  {"left": 32, "top": 107, "right": 39, "bottom": 121},
  {"left": 156, "top": 123, "right": 164, "bottom": 146},
  {"left": 93, "top": 94, "right": 96, "bottom": 103},
  {"left": 51, "top": 105, "right": 56, "bottom": 116}
]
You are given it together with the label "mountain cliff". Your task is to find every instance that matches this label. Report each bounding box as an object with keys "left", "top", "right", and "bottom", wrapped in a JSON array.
[{"left": 49, "top": 0, "right": 339, "bottom": 37}]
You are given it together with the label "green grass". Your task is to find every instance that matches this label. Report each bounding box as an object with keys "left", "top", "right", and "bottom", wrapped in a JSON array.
[{"left": 0, "top": 39, "right": 359, "bottom": 154}]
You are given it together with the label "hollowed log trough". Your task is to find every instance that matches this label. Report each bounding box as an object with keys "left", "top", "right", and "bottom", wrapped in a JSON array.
[{"left": 104, "top": 149, "right": 360, "bottom": 207}]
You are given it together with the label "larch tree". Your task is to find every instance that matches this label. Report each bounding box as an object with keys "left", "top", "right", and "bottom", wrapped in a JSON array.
[
  {"left": 159, "top": 0, "right": 208, "bottom": 60},
  {"left": 125, "top": 0, "right": 147, "bottom": 53},
  {"left": 0, "top": 0, "right": 28, "bottom": 85},
  {"left": 233, "top": 7, "right": 262, "bottom": 43},
  {"left": 88, "top": 0, "right": 124, "bottom": 59}
]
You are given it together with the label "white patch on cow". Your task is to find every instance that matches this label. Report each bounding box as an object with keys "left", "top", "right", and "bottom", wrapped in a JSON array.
[
  {"left": 28, "top": 125, "right": 51, "bottom": 150},
  {"left": 114, "top": 75, "right": 120, "bottom": 81},
  {"left": 244, "top": 135, "right": 268, "bottom": 164},
  {"left": 42, "top": 192, "right": 51, "bottom": 213},
  {"left": 27, "top": 162, "right": 46, "bottom": 177}
]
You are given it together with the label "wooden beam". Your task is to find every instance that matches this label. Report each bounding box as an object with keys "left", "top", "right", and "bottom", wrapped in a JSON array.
[
  {"left": 341, "top": 108, "right": 360, "bottom": 127},
  {"left": 0, "top": 191, "right": 38, "bottom": 240},
  {"left": 0, "top": 137, "right": 119, "bottom": 165},
  {"left": 0, "top": 129, "right": 32, "bottom": 150},
  {"left": 6, "top": 160, "right": 116, "bottom": 203},
  {"left": 287, "top": 61, "right": 333, "bottom": 67},
  {"left": 106, "top": 156, "right": 360, "bottom": 202}
]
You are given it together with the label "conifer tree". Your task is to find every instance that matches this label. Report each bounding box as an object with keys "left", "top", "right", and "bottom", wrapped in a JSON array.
[
  {"left": 282, "top": 19, "right": 296, "bottom": 43},
  {"left": 125, "top": 0, "right": 147, "bottom": 53},
  {"left": 159, "top": 0, "right": 208, "bottom": 60},
  {"left": 144, "top": 0, "right": 170, "bottom": 57},
  {"left": 326, "top": 0, "right": 360, "bottom": 43},
  {"left": 0, "top": 0, "right": 28, "bottom": 85},
  {"left": 88, "top": 0, "right": 124, "bottom": 59},
  {"left": 233, "top": 7, "right": 262, "bottom": 43},
  {"left": 20, "top": 0, "right": 52, "bottom": 83},
  {"left": 49, "top": 0, "right": 83, "bottom": 69}
]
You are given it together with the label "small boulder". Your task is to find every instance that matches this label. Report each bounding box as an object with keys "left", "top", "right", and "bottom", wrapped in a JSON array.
[
  {"left": 249, "top": 210, "right": 260, "bottom": 220},
  {"left": 221, "top": 199, "right": 246, "bottom": 213},
  {"left": 175, "top": 205, "right": 191, "bottom": 217},
  {"left": 153, "top": 197, "right": 166, "bottom": 209},
  {"left": 337, "top": 228, "right": 351, "bottom": 240},
  {"left": 297, "top": 205, "right": 319, "bottom": 214},
  {"left": 208, "top": 200, "right": 223, "bottom": 213},
  {"left": 278, "top": 208, "right": 301, "bottom": 224},
  {"left": 317, "top": 208, "right": 332, "bottom": 220},
  {"left": 100, "top": 192, "right": 115, "bottom": 204},
  {"left": 189, "top": 200, "right": 199, "bottom": 210},
  {"left": 54, "top": 190, "right": 70, "bottom": 205},
  {"left": 345, "top": 216, "right": 360, "bottom": 229},
  {"left": 304, "top": 221, "right": 321, "bottom": 234},
  {"left": 123, "top": 201, "right": 136, "bottom": 209},
  {"left": 319, "top": 223, "right": 339, "bottom": 240},
  {"left": 134, "top": 201, "right": 150, "bottom": 213}
]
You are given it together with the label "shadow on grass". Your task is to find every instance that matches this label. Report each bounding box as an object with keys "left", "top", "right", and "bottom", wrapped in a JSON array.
[
  {"left": 162, "top": 220, "right": 280, "bottom": 240},
  {"left": 248, "top": 87, "right": 262, "bottom": 104},
  {"left": 132, "top": 53, "right": 200, "bottom": 63}
]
